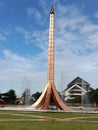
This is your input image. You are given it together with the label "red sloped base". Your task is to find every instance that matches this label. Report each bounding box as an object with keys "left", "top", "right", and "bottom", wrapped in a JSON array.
[{"left": 32, "top": 81, "right": 71, "bottom": 111}]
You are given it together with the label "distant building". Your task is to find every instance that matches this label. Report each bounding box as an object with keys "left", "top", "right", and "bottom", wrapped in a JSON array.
[{"left": 63, "top": 76, "right": 93, "bottom": 101}]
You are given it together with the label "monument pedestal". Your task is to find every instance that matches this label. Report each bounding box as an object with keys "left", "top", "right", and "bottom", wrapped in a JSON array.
[{"left": 32, "top": 81, "right": 71, "bottom": 110}]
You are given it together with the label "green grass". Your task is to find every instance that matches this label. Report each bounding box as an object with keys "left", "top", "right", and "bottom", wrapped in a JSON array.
[
  {"left": 0, "top": 121, "right": 98, "bottom": 130},
  {"left": 1, "top": 110, "right": 96, "bottom": 119},
  {"left": 0, "top": 113, "right": 34, "bottom": 119},
  {"left": 20, "top": 111, "right": 97, "bottom": 118},
  {"left": 0, "top": 110, "right": 98, "bottom": 130},
  {"left": 81, "top": 117, "right": 98, "bottom": 121}
]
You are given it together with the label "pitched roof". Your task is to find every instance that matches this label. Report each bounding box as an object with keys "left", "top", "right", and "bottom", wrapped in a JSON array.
[
  {"left": 67, "top": 76, "right": 90, "bottom": 87},
  {"left": 65, "top": 76, "right": 93, "bottom": 92}
]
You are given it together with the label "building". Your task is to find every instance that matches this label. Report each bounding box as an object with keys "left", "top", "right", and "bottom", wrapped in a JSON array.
[{"left": 63, "top": 76, "right": 93, "bottom": 101}]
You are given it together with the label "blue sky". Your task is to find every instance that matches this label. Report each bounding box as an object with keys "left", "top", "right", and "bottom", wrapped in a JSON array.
[{"left": 0, "top": 0, "right": 98, "bottom": 96}]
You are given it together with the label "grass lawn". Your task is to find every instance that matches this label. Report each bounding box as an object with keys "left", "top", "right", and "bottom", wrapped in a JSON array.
[
  {"left": 0, "top": 113, "right": 34, "bottom": 119},
  {"left": 21, "top": 111, "right": 98, "bottom": 118},
  {"left": 0, "top": 110, "right": 98, "bottom": 130},
  {"left": 0, "top": 110, "right": 96, "bottom": 118},
  {"left": 81, "top": 117, "right": 98, "bottom": 121},
  {"left": 0, "top": 121, "right": 98, "bottom": 130}
]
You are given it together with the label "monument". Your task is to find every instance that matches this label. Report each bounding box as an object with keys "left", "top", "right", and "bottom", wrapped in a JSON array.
[{"left": 32, "top": 7, "right": 71, "bottom": 110}]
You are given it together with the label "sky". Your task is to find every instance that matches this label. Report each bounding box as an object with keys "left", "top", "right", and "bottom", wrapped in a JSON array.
[{"left": 0, "top": 0, "right": 98, "bottom": 96}]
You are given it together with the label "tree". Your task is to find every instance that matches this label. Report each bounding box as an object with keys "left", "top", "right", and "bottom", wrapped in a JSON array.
[
  {"left": 0, "top": 93, "right": 1, "bottom": 99},
  {"left": 32, "top": 92, "right": 42, "bottom": 102},
  {"left": 1, "top": 89, "right": 16, "bottom": 104},
  {"left": 7, "top": 89, "right": 16, "bottom": 104},
  {"left": 88, "top": 88, "right": 98, "bottom": 105}
]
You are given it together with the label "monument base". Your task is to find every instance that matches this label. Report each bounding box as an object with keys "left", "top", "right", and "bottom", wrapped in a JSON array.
[{"left": 32, "top": 81, "right": 71, "bottom": 110}]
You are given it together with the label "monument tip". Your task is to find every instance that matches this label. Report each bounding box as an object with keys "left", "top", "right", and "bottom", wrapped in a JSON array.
[{"left": 50, "top": 6, "right": 54, "bottom": 14}]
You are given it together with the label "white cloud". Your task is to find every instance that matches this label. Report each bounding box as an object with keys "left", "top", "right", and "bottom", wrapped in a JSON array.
[
  {"left": 27, "top": 7, "right": 44, "bottom": 25},
  {"left": 16, "top": 26, "right": 33, "bottom": 44},
  {"left": 55, "top": 48, "right": 98, "bottom": 90},
  {"left": 16, "top": 25, "right": 48, "bottom": 51},
  {"left": 0, "top": 28, "right": 12, "bottom": 42},
  {"left": 95, "top": 11, "right": 98, "bottom": 18},
  {"left": 0, "top": 49, "right": 47, "bottom": 95},
  {"left": 2, "top": 49, "right": 47, "bottom": 71},
  {"left": 88, "top": 33, "right": 98, "bottom": 47},
  {"left": 80, "top": 24, "right": 98, "bottom": 33},
  {"left": 53, "top": 4, "right": 98, "bottom": 57},
  {"left": 27, "top": 7, "right": 42, "bottom": 20},
  {"left": 0, "top": 33, "right": 6, "bottom": 41}
]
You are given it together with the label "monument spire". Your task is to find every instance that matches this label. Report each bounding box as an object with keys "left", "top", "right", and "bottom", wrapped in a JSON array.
[
  {"left": 48, "top": 6, "right": 54, "bottom": 82},
  {"left": 32, "top": 7, "right": 71, "bottom": 110}
]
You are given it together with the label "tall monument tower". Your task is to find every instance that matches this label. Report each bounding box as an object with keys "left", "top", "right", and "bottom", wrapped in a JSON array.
[
  {"left": 32, "top": 7, "right": 71, "bottom": 110},
  {"left": 48, "top": 6, "right": 54, "bottom": 82}
]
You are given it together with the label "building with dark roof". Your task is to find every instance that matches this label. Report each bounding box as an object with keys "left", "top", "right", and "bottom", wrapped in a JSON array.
[{"left": 63, "top": 76, "right": 93, "bottom": 101}]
